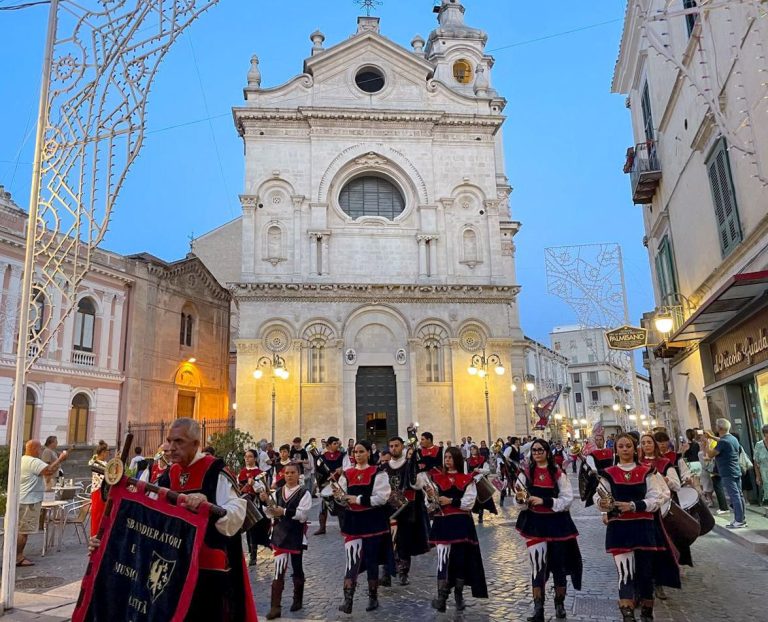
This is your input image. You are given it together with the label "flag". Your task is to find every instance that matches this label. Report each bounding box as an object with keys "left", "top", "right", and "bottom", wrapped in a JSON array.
[{"left": 533, "top": 390, "right": 562, "bottom": 430}]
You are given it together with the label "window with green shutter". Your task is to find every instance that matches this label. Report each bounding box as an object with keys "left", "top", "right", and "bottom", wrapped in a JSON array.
[
  {"left": 706, "top": 139, "right": 742, "bottom": 256},
  {"left": 655, "top": 236, "right": 679, "bottom": 305}
]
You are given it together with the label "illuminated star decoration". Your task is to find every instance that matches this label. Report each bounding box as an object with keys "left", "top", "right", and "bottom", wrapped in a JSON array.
[{"left": 355, "top": 0, "right": 382, "bottom": 17}]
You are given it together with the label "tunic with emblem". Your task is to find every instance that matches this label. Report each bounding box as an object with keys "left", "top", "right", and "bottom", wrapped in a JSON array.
[
  {"left": 515, "top": 466, "right": 579, "bottom": 542},
  {"left": 269, "top": 485, "right": 312, "bottom": 555},
  {"left": 338, "top": 465, "right": 391, "bottom": 540},
  {"left": 381, "top": 455, "right": 430, "bottom": 557},
  {"left": 426, "top": 469, "right": 478, "bottom": 545},
  {"left": 415, "top": 445, "right": 443, "bottom": 473}
]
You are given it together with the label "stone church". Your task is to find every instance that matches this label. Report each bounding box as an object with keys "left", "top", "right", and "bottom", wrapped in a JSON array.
[{"left": 195, "top": 0, "right": 526, "bottom": 444}]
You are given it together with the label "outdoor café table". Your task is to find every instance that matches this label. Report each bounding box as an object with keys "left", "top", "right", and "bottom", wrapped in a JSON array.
[{"left": 41, "top": 499, "right": 68, "bottom": 556}]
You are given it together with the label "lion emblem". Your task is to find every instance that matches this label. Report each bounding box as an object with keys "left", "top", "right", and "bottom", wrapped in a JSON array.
[{"left": 147, "top": 551, "right": 175, "bottom": 602}]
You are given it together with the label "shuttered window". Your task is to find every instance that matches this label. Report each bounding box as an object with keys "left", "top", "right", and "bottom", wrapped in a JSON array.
[
  {"left": 641, "top": 82, "right": 654, "bottom": 142},
  {"left": 683, "top": 0, "right": 698, "bottom": 37},
  {"left": 655, "top": 236, "right": 679, "bottom": 304},
  {"left": 706, "top": 139, "right": 742, "bottom": 257},
  {"left": 339, "top": 176, "right": 405, "bottom": 220}
]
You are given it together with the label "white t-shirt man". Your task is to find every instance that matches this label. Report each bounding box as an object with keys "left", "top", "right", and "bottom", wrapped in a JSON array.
[{"left": 20, "top": 455, "right": 48, "bottom": 505}]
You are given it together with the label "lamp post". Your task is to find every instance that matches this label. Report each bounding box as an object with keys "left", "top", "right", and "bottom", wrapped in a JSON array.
[
  {"left": 253, "top": 353, "right": 289, "bottom": 443},
  {"left": 468, "top": 350, "right": 505, "bottom": 445},
  {"left": 512, "top": 373, "right": 536, "bottom": 436}
]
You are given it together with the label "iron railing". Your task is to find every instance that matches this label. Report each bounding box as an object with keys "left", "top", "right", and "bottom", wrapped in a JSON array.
[
  {"left": 127, "top": 416, "right": 235, "bottom": 454},
  {"left": 627, "top": 140, "right": 662, "bottom": 204}
]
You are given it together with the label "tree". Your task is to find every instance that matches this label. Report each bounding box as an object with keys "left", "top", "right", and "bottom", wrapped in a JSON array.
[{"left": 208, "top": 428, "right": 256, "bottom": 472}]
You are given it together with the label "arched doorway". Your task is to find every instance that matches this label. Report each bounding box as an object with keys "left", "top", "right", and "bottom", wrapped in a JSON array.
[
  {"left": 688, "top": 393, "right": 703, "bottom": 429},
  {"left": 69, "top": 393, "right": 90, "bottom": 444}
]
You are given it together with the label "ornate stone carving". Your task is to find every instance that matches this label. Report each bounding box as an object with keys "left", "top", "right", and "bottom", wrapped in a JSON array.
[
  {"left": 354, "top": 152, "right": 389, "bottom": 167},
  {"left": 459, "top": 325, "right": 486, "bottom": 353},
  {"left": 263, "top": 327, "right": 291, "bottom": 353}
]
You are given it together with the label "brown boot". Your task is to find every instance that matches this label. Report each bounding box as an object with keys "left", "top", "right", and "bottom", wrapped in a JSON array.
[
  {"left": 290, "top": 578, "right": 304, "bottom": 612},
  {"left": 527, "top": 587, "right": 544, "bottom": 622},
  {"left": 338, "top": 579, "right": 356, "bottom": 614},
  {"left": 366, "top": 579, "right": 379, "bottom": 611},
  {"left": 431, "top": 579, "right": 450, "bottom": 612},
  {"left": 554, "top": 586, "right": 567, "bottom": 619},
  {"left": 640, "top": 599, "right": 654, "bottom": 622},
  {"left": 314, "top": 511, "right": 327, "bottom": 535},
  {"left": 266, "top": 577, "right": 284, "bottom": 620}
]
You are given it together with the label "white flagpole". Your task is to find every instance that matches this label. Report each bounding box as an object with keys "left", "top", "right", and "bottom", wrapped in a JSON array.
[{"left": 1, "top": 0, "right": 59, "bottom": 611}]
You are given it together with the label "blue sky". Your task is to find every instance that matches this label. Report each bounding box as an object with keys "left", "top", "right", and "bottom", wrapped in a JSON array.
[{"left": 0, "top": 0, "right": 653, "bottom": 346}]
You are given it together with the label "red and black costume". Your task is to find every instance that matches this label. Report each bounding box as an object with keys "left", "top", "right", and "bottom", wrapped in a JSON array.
[
  {"left": 596, "top": 463, "right": 680, "bottom": 621},
  {"left": 337, "top": 465, "right": 392, "bottom": 614},
  {"left": 380, "top": 455, "right": 430, "bottom": 584},
  {"left": 515, "top": 466, "right": 582, "bottom": 619},
  {"left": 416, "top": 444, "right": 443, "bottom": 473},
  {"left": 238, "top": 466, "right": 270, "bottom": 560},
  {"left": 265, "top": 484, "right": 312, "bottom": 619},
  {"left": 158, "top": 454, "right": 257, "bottom": 622},
  {"left": 579, "top": 447, "right": 615, "bottom": 507},
  {"left": 315, "top": 449, "right": 346, "bottom": 535},
  {"left": 426, "top": 469, "right": 488, "bottom": 610}
]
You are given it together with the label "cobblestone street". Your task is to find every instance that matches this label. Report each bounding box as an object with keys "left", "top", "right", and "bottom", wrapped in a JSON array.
[{"left": 7, "top": 475, "right": 768, "bottom": 621}]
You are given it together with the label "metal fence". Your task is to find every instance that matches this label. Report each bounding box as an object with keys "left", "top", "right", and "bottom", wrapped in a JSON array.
[{"left": 127, "top": 416, "right": 235, "bottom": 453}]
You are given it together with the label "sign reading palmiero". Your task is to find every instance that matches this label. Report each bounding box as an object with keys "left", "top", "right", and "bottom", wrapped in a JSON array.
[{"left": 605, "top": 326, "right": 648, "bottom": 350}]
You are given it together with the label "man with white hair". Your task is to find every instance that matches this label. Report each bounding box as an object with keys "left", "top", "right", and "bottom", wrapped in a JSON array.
[{"left": 706, "top": 418, "right": 747, "bottom": 528}]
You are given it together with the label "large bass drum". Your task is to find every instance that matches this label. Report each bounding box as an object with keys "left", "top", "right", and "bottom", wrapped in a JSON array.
[
  {"left": 474, "top": 475, "right": 496, "bottom": 504},
  {"left": 686, "top": 496, "right": 715, "bottom": 536},
  {"left": 662, "top": 501, "right": 700, "bottom": 547}
]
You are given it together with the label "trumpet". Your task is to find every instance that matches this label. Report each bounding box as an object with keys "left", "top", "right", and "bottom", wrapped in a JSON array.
[
  {"left": 596, "top": 480, "right": 616, "bottom": 512},
  {"left": 422, "top": 474, "right": 444, "bottom": 516},
  {"left": 513, "top": 478, "right": 530, "bottom": 504}
]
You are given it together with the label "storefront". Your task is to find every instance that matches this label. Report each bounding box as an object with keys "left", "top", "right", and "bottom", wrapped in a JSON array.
[{"left": 700, "top": 301, "right": 768, "bottom": 501}]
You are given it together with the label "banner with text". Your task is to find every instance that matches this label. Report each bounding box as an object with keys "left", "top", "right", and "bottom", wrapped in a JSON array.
[{"left": 73, "top": 480, "right": 209, "bottom": 622}]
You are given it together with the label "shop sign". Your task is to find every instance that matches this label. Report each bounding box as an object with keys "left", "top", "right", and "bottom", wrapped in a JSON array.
[
  {"left": 605, "top": 325, "right": 648, "bottom": 350},
  {"left": 710, "top": 314, "right": 768, "bottom": 381}
]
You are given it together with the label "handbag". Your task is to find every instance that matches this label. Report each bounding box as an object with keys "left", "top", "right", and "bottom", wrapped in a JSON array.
[{"left": 739, "top": 447, "right": 753, "bottom": 475}]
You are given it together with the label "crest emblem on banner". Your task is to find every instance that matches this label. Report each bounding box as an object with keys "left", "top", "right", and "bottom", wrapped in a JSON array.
[
  {"left": 179, "top": 472, "right": 190, "bottom": 488},
  {"left": 147, "top": 552, "right": 175, "bottom": 602}
]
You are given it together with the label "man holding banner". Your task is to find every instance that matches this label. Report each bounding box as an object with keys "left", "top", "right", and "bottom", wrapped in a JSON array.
[{"left": 83, "top": 418, "right": 257, "bottom": 622}]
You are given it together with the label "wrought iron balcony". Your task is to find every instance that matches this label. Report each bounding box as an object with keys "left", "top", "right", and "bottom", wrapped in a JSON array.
[{"left": 624, "top": 141, "right": 662, "bottom": 204}]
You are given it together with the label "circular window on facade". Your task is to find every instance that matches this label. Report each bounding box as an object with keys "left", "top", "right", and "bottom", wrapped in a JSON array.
[
  {"left": 453, "top": 59, "right": 473, "bottom": 84},
  {"left": 355, "top": 66, "right": 385, "bottom": 93},
  {"left": 339, "top": 176, "right": 405, "bottom": 220}
]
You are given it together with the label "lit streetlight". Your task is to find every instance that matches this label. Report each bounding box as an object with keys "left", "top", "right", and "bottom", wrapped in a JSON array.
[
  {"left": 254, "top": 353, "right": 289, "bottom": 443},
  {"left": 468, "top": 350, "right": 504, "bottom": 444}
]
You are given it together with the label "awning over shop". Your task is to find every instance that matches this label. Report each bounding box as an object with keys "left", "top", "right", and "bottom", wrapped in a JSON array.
[{"left": 671, "top": 270, "right": 768, "bottom": 342}]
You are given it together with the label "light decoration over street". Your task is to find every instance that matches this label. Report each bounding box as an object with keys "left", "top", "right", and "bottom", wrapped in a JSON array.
[
  {"left": 2, "top": 0, "right": 223, "bottom": 610},
  {"left": 636, "top": 0, "right": 768, "bottom": 186}
]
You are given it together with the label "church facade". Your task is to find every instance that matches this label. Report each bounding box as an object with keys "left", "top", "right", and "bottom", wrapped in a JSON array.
[{"left": 196, "top": 0, "right": 527, "bottom": 444}]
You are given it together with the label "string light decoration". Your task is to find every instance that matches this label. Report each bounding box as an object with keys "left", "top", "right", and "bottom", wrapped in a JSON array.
[
  {"left": 545, "top": 243, "right": 641, "bottom": 428},
  {"left": 636, "top": 0, "right": 768, "bottom": 186}
]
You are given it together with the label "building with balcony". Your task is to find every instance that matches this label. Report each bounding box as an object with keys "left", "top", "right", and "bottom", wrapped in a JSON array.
[
  {"left": 0, "top": 186, "right": 231, "bottom": 447},
  {"left": 550, "top": 326, "right": 652, "bottom": 437},
  {"left": 613, "top": 1, "right": 768, "bottom": 457}
]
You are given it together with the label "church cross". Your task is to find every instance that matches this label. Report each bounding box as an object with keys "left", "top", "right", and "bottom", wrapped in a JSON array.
[
  {"left": 188, "top": 231, "right": 195, "bottom": 253},
  {"left": 355, "top": 0, "right": 382, "bottom": 17}
]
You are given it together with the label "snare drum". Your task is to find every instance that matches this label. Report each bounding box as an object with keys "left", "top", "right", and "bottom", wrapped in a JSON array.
[
  {"left": 474, "top": 475, "right": 496, "bottom": 504},
  {"left": 677, "top": 486, "right": 699, "bottom": 511}
]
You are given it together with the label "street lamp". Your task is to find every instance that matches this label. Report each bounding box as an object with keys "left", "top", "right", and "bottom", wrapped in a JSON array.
[
  {"left": 654, "top": 312, "right": 674, "bottom": 335},
  {"left": 468, "top": 350, "right": 504, "bottom": 444},
  {"left": 254, "top": 353, "right": 289, "bottom": 443},
  {"left": 512, "top": 374, "right": 536, "bottom": 436}
]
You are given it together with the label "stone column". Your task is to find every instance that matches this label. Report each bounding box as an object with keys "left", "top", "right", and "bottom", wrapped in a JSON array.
[
  {"left": 428, "top": 236, "right": 438, "bottom": 277},
  {"left": 110, "top": 294, "right": 124, "bottom": 370},
  {"left": 309, "top": 234, "right": 318, "bottom": 276},
  {"left": 2, "top": 265, "right": 21, "bottom": 352},
  {"left": 98, "top": 296, "right": 111, "bottom": 368},
  {"left": 417, "top": 236, "right": 427, "bottom": 278},
  {"left": 321, "top": 234, "right": 330, "bottom": 276},
  {"left": 240, "top": 196, "right": 257, "bottom": 278}
]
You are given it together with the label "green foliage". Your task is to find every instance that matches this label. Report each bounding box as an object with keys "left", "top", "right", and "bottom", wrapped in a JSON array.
[
  {"left": 0, "top": 445, "right": 9, "bottom": 490},
  {"left": 208, "top": 428, "right": 256, "bottom": 472}
]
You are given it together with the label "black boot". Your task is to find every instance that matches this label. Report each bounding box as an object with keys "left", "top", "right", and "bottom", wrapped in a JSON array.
[
  {"left": 620, "top": 605, "right": 637, "bottom": 622},
  {"left": 338, "top": 580, "right": 355, "bottom": 614},
  {"left": 290, "top": 578, "right": 304, "bottom": 612},
  {"left": 266, "top": 577, "right": 284, "bottom": 620},
  {"left": 398, "top": 572, "right": 410, "bottom": 586},
  {"left": 640, "top": 601, "right": 654, "bottom": 622},
  {"left": 431, "top": 580, "right": 450, "bottom": 612},
  {"left": 554, "top": 586, "right": 567, "bottom": 619},
  {"left": 314, "top": 512, "right": 327, "bottom": 535},
  {"left": 527, "top": 588, "right": 545, "bottom": 622},
  {"left": 454, "top": 579, "right": 466, "bottom": 611},
  {"left": 248, "top": 550, "right": 257, "bottom": 566},
  {"left": 366, "top": 579, "right": 379, "bottom": 611},
  {"left": 380, "top": 572, "right": 391, "bottom": 587}
]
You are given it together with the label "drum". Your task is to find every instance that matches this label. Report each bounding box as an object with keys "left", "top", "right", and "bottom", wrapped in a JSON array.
[
  {"left": 662, "top": 501, "right": 700, "bottom": 547},
  {"left": 320, "top": 484, "right": 345, "bottom": 517},
  {"left": 687, "top": 496, "right": 715, "bottom": 536},
  {"left": 474, "top": 475, "right": 496, "bottom": 504},
  {"left": 677, "top": 486, "right": 699, "bottom": 511}
]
